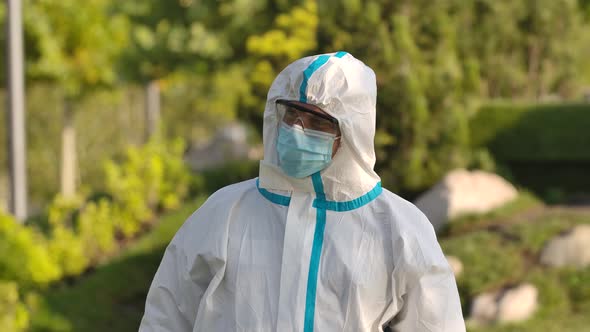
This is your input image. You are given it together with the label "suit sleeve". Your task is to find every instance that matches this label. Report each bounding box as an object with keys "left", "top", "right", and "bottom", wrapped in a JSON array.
[
  {"left": 388, "top": 208, "right": 466, "bottom": 332},
  {"left": 389, "top": 264, "right": 465, "bottom": 332},
  {"left": 139, "top": 201, "right": 227, "bottom": 332}
]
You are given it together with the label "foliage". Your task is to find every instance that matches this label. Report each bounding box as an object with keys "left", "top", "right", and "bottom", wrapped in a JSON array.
[
  {"left": 47, "top": 226, "right": 88, "bottom": 278},
  {"left": 104, "top": 138, "right": 190, "bottom": 237},
  {"left": 1, "top": 135, "right": 196, "bottom": 332},
  {"left": 0, "top": 85, "right": 147, "bottom": 207},
  {"left": 247, "top": 0, "right": 318, "bottom": 73},
  {"left": 77, "top": 200, "right": 117, "bottom": 261},
  {"left": 30, "top": 197, "right": 206, "bottom": 332},
  {"left": 318, "top": 0, "right": 590, "bottom": 192},
  {"left": 23, "top": 0, "right": 129, "bottom": 96},
  {"left": 45, "top": 195, "right": 89, "bottom": 277},
  {"left": 242, "top": 0, "right": 319, "bottom": 131},
  {"left": 0, "top": 212, "right": 60, "bottom": 287},
  {"left": 452, "top": 0, "right": 590, "bottom": 99},
  {"left": 470, "top": 103, "right": 590, "bottom": 162},
  {"left": 470, "top": 102, "right": 590, "bottom": 195},
  {"left": 115, "top": 0, "right": 236, "bottom": 82},
  {"left": 40, "top": 137, "right": 192, "bottom": 281},
  {"left": 0, "top": 281, "right": 28, "bottom": 332},
  {"left": 319, "top": 0, "right": 473, "bottom": 192},
  {"left": 160, "top": 67, "right": 249, "bottom": 144}
]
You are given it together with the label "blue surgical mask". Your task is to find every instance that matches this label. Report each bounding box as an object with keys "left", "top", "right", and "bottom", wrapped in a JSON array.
[{"left": 276, "top": 123, "right": 335, "bottom": 178}]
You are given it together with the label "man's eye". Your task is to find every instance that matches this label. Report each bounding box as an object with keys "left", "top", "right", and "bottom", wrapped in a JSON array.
[
  {"left": 284, "top": 111, "right": 297, "bottom": 120},
  {"left": 313, "top": 121, "right": 332, "bottom": 130}
]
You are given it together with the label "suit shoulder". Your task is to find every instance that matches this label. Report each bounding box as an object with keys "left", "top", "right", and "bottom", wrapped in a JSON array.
[
  {"left": 176, "top": 178, "right": 257, "bottom": 237},
  {"left": 376, "top": 187, "right": 430, "bottom": 223},
  {"left": 203, "top": 178, "right": 258, "bottom": 206}
]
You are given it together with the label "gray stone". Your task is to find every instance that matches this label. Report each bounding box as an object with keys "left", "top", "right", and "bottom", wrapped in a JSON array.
[
  {"left": 414, "top": 169, "right": 518, "bottom": 231},
  {"left": 540, "top": 225, "right": 590, "bottom": 268}
]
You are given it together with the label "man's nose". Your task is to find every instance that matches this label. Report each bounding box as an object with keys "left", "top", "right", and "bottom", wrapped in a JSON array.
[{"left": 293, "top": 117, "right": 305, "bottom": 129}]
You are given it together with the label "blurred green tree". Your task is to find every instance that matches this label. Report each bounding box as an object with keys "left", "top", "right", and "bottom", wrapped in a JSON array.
[
  {"left": 244, "top": 0, "right": 318, "bottom": 132},
  {"left": 319, "top": 0, "right": 472, "bottom": 193},
  {"left": 23, "top": 0, "right": 128, "bottom": 198},
  {"left": 318, "top": 0, "right": 590, "bottom": 193},
  {"left": 115, "top": 0, "right": 272, "bottom": 142},
  {"left": 454, "top": 0, "right": 589, "bottom": 99}
]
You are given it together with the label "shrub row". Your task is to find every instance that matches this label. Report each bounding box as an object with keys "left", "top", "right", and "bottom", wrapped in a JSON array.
[
  {"left": 0, "top": 138, "right": 192, "bottom": 330},
  {"left": 470, "top": 102, "right": 590, "bottom": 162}
]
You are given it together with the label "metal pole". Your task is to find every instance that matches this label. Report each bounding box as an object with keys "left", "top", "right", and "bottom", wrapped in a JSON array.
[
  {"left": 145, "top": 80, "right": 160, "bottom": 141},
  {"left": 6, "top": 0, "right": 28, "bottom": 221}
]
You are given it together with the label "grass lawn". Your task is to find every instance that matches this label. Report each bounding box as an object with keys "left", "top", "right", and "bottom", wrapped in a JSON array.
[{"left": 29, "top": 197, "right": 206, "bottom": 332}]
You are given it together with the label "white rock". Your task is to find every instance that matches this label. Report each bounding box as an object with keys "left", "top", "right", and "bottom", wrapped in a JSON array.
[
  {"left": 414, "top": 169, "right": 518, "bottom": 231},
  {"left": 469, "top": 284, "right": 538, "bottom": 325},
  {"left": 540, "top": 225, "right": 590, "bottom": 268},
  {"left": 446, "top": 255, "right": 463, "bottom": 278},
  {"left": 470, "top": 292, "right": 498, "bottom": 325},
  {"left": 496, "top": 283, "right": 538, "bottom": 323}
]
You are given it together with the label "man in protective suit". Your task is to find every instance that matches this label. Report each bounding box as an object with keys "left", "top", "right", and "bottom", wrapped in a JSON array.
[{"left": 139, "top": 52, "right": 466, "bottom": 332}]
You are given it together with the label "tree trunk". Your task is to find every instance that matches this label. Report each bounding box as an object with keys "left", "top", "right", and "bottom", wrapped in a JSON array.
[
  {"left": 6, "top": 0, "right": 28, "bottom": 221},
  {"left": 60, "top": 99, "right": 77, "bottom": 198},
  {"left": 144, "top": 80, "right": 161, "bottom": 141}
]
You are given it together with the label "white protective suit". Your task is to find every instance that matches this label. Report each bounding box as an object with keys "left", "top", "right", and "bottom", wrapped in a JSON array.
[{"left": 139, "top": 52, "right": 466, "bottom": 332}]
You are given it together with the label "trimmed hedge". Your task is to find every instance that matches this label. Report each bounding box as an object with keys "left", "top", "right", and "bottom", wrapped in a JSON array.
[
  {"left": 470, "top": 103, "right": 590, "bottom": 162},
  {"left": 470, "top": 103, "right": 590, "bottom": 195}
]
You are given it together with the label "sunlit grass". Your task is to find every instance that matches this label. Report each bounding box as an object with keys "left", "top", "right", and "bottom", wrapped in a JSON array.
[{"left": 440, "top": 203, "right": 590, "bottom": 332}]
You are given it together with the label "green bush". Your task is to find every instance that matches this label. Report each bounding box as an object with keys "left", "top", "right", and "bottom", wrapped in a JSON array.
[
  {"left": 470, "top": 103, "right": 590, "bottom": 162},
  {"left": 104, "top": 138, "right": 191, "bottom": 237},
  {"left": 46, "top": 195, "right": 90, "bottom": 277},
  {"left": 47, "top": 226, "right": 89, "bottom": 278},
  {"left": 77, "top": 200, "right": 117, "bottom": 263},
  {"left": 0, "top": 213, "right": 60, "bottom": 286},
  {"left": 470, "top": 102, "right": 590, "bottom": 195},
  {"left": 0, "top": 281, "right": 28, "bottom": 332},
  {"left": 43, "top": 138, "right": 192, "bottom": 274}
]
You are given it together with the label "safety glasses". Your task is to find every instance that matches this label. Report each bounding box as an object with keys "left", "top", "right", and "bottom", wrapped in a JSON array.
[{"left": 276, "top": 99, "right": 340, "bottom": 135}]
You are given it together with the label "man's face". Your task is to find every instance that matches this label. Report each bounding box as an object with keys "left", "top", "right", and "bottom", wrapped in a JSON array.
[{"left": 280, "top": 101, "right": 341, "bottom": 157}]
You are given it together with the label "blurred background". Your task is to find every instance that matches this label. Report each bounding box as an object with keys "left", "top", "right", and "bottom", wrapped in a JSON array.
[{"left": 1, "top": 0, "right": 590, "bottom": 331}]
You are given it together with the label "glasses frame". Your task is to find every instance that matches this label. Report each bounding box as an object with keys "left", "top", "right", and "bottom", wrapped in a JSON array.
[
  {"left": 275, "top": 99, "right": 340, "bottom": 135},
  {"left": 276, "top": 99, "right": 338, "bottom": 124}
]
